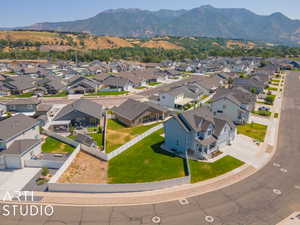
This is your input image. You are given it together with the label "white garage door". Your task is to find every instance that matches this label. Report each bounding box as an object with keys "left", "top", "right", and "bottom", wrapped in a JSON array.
[{"left": 5, "top": 156, "right": 22, "bottom": 169}]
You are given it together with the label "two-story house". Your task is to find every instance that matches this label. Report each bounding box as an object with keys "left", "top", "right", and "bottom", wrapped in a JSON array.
[
  {"left": 0, "top": 114, "right": 41, "bottom": 169},
  {"left": 210, "top": 87, "right": 256, "bottom": 124},
  {"left": 163, "top": 106, "right": 236, "bottom": 160}
]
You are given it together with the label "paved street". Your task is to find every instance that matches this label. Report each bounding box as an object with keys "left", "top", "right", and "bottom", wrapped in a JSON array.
[{"left": 1, "top": 72, "right": 300, "bottom": 225}]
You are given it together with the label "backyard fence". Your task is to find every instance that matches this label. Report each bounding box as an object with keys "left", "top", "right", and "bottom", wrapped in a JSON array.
[
  {"left": 24, "top": 160, "right": 63, "bottom": 169},
  {"left": 42, "top": 129, "right": 79, "bottom": 147},
  {"left": 81, "top": 144, "right": 108, "bottom": 161}
]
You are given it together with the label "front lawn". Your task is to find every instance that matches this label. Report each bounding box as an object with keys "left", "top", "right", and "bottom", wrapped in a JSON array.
[
  {"left": 42, "top": 137, "right": 75, "bottom": 154},
  {"left": 189, "top": 156, "right": 244, "bottom": 183},
  {"left": 237, "top": 123, "right": 267, "bottom": 142},
  {"left": 148, "top": 82, "right": 161, "bottom": 86},
  {"left": 108, "top": 130, "right": 186, "bottom": 184},
  {"left": 105, "top": 119, "right": 160, "bottom": 153},
  {"left": 44, "top": 91, "right": 68, "bottom": 98},
  {"left": 85, "top": 91, "right": 129, "bottom": 96},
  {"left": 267, "top": 87, "right": 278, "bottom": 91},
  {"left": 135, "top": 86, "right": 147, "bottom": 90},
  {"left": 252, "top": 110, "right": 272, "bottom": 117},
  {"left": 8, "top": 92, "right": 34, "bottom": 98}
]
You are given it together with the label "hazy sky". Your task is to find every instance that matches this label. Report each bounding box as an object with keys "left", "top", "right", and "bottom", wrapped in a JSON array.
[{"left": 1, "top": 0, "right": 300, "bottom": 27}]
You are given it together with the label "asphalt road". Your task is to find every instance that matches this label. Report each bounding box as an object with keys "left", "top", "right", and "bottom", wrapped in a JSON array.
[{"left": 1, "top": 72, "right": 300, "bottom": 225}]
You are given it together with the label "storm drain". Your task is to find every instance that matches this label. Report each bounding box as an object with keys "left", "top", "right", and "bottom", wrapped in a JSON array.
[
  {"left": 178, "top": 199, "right": 189, "bottom": 205},
  {"left": 205, "top": 216, "right": 214, "bottom": 223},
  {"left": 152, "top": 216, "right": 161, "bottom": 224}
]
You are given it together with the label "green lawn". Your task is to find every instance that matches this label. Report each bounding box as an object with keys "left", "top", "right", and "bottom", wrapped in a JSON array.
[
  {"left": 274, "top": 113, "right": 279, "bottom": 118},
  {"left": 271, "top": 79, "right": 280, "bottom": 83},
  {"left": 88, "top": 133, "right": 103, "bottom": 147},
  {"left": 85, "top": 91, "right": 129, "bottom": 96},
  {"left": 237, "top": 123, "right": 267, "bottom": 142},
  {"left": 148, "top": 82, "right": 161, "bottom": 86},
  {"left": 135, "top": 86, "right": 147, "bottom": 90},
  {"left": 44, "top": 91, "right": 68, "bottom": 98},
  {"left": 106, "top": 119, "right": 161, "bottom": 153},
  {"left": 8, "top": 92, "right": 34, "bottom": 98},
  {"left": 267, "top": 87, "right": 278, "bottom": 91},
  {"left": 108, "top": 130, "right": 186, "bottom": 184},
  {"left": 42, "top": 137, "right": 75, "bottom": 154},
  {"left": 252, "top": 110, "right": 272, "bottom": 117},
  {"left": 189, "top": 156, "right": 244, "bottom": 183}
]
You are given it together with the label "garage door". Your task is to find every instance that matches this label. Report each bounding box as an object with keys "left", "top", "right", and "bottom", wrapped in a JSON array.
[{"left": 5, "top": 156, "right": 22, "bottom": 169}]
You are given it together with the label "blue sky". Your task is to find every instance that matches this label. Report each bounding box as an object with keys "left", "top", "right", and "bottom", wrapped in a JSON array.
[{"left": 1, "top": 0, "right": 300, "bottom": 27}]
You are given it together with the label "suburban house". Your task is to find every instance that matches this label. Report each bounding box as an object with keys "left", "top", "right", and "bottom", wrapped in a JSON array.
[
  {"left": 67, "top": 75, "right": 101, "bottom": 94},
  {"left": 36, "top": 76, "right": 65, "bottom": 95},
  {"left": 101, "top": 76, "right": 134, "bottom": 91},
  {"left": 210, "top": 87, "right": 256, "bottom": 124},
  {"left": 52, "top": 99, "right": 104, "bottom": 132},
  {"left": 0, "top": 114, "right": 41, "bottom": 169},
  {"left": 5, "top": 98, "right": 40, "bottom": 116},
  {"left": 159, "top": 82, "right": 208, "bottom": 109},
  {"left": 232, "top": 78, "right": 266, "bottom": 94},
  {"left": 163, "top": 106, "right": 236, "bottom": 160},
  {"left": 112, "top": 99, "right": 169, "bottom": 127},
  {"left": 2, "top": 76, "right": 36, "bottom": 95}
]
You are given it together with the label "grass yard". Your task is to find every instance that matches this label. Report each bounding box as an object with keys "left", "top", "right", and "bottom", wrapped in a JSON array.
[
  {"left": 85, "top": 91, "right": 129, "bottom": 96},
  {"left": 42, "top": 137, "right": 75, "bottom": 154},
  {"left": 135, "top": 86, "right": 147, "bottom": 90},
  {"left": 8, "top": 92, "right": 34, "bottom": 98},
  {"left": 88, "top": 133, "right": 103, "bottom": 147},
  {"left": 189, "top": 156, "right": 244, "bottom": 183},
  {"left": 237, "top": 123, "right": 267, "bottom": 142},
  {"left": 252, "top": 110, "right": 272, "bottom": 117},
  {"left": 267, "top": 87, "right": 278, "bottom": 91},
  {"left": 148, "top": 82, "right": 161, "bottom": 86},
  {"left": 107, "top": 130, "right": 186, "bottom": 184},
  {"left": 105, "top": 119, "right": 160, "bottom": 153},
  {"left": 44, "top": 91, "right": 68, "bottom": 98},
  {"left": 271, "top": 79, "right": 280, "bottom": 83}
]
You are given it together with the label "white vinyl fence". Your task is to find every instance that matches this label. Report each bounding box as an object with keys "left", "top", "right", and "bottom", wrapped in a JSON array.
[
  {"left": 106, "top": 124, "right": 163, "bottom": 160},
  {"left": 48, "top": 145, "right": 81, "bottom": 183}
]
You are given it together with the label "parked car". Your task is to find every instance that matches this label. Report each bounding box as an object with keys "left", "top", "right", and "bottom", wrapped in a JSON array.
[{"left": 258, "top": 106, "right": 270, "bottom": 111}]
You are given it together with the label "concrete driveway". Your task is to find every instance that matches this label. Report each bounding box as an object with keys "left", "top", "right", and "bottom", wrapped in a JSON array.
[
  {"left": 0, "top": 168, "right": 41, "bottom": 199},
  {"left": 222, "top": 135, "right": 271, "bottom": 169}
]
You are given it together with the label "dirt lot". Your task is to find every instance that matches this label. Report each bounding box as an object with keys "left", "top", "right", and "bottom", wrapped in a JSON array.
[{"left": 58, "top": 152, "right": 108, "bottom": 184}]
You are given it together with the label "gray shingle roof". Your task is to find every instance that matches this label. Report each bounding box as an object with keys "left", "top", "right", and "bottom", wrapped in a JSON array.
[
  {"left": 54, "top": 99, "right": 103, "bottom": 121},
  {"left": 112, "top": 99, "right": 168, "bottom": 121},
  {"left": 0, "top": 114, "right": 39, "bottom": 141},
  {"left": 4, "top": 139, "right": 40, "bottom": 155}
]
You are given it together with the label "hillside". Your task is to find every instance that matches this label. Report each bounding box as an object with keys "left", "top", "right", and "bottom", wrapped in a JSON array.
[{"left": 23, "top": 5, "right": 300, "bottom": 45}]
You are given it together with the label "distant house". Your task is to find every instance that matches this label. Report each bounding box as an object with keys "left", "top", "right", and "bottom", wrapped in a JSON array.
[
  {"left": 67, "top": 75, "right": 101, "bottom": 94},
  {"left": 53, "top": 99, "right": 104, "bottom": 130},
  {"left": 289, "top": 61, "right": 300, "bottom": 69},
  {"left": 211, "top": 87, "right": 256, "bottom": 124},
  {"left": 163, "top": 107, "right": 236, "bottom": 160},
  {"left": 101, "top": 76, "right": 133, "bottom": 91},
  {"left": 112, "top": 99, "right": 169, "bottom": 127},
  {"left": 36, "top": 76, "right": 65, "bottom": 95},
  {"left": 3, "top": 76, "right": 36, "bottom": 95},
  {"left": 0, "top": 114, "right": 41, "bottom": 169},
  {"left": 5, "top": 98, "right": 40, "bottom": 116},
  {"left": 232, "top": 78, "right": 265, "bottom": 94}
]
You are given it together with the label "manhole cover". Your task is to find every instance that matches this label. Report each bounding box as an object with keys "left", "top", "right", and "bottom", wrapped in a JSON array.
[
  {"left": 205, "top": 216, "right": 214, "bottom": 223},
  {"left": 152, "top": 216, "right": 161, "bottom": 224},
  {"left": 273, "top": 163, "right": 281, "bottom": 167},
  {"left": 273, "top": 189, "right": 282, "bottom": 195},
  {"left": 178, "top": 199, "right": 189, "bottom": 205},
  {"left": 280, "top": 168, "right": 288, "bottom": 173}
]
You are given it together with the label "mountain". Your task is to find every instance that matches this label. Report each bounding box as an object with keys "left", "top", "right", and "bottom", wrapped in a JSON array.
[{"left": 25, "top": 5, "right": 300, "bottom": 44}]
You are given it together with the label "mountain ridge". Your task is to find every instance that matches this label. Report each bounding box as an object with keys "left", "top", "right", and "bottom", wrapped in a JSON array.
[{"left": 21, "top": 5, "right": 300, "bottom": 45}]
